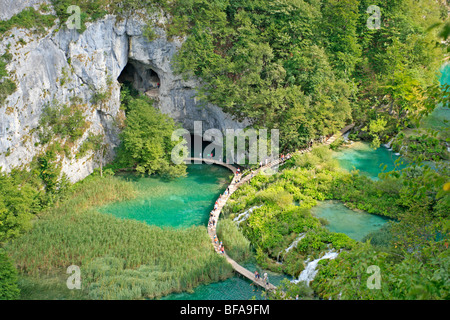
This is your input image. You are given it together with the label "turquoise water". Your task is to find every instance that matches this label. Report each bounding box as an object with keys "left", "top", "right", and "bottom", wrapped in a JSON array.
[
  {"left": 421, "top": 64, "right": 450, "bottom": 130},
  {"left": 98, "top": 164, "right": 291, "bottom": 300},
  {"left": 333, "top": 63, "right": 449, "bottom": 179},
  {"left": 99, "top": 165, "right": 231, "bottom": 228},
  {"left": 440, "top": 63, "right": 450, "bottom": 85},
  {"left": 160, "top": 276, "right": 266, "bottom": 300},
  {"left": 311, "top": 201, "right": 388, "bottom": 241},
  {"left": 333, "top": 141, "right": 405, "bottom": 180},
  {"left": 161, "top": 261, "right": 291, "bottom": 300}
]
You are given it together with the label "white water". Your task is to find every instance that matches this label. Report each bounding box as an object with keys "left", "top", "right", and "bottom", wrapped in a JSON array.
[
  {"left": 395, "top": 145, "right": 405, "bottom": 156},
  {"left": 292, "top": 250, "right": 339, "bottom": 286},
  {"left": 284, "top": 233, "right": 306, "bottom": 254},
  {"left": 277, "top": 233, "right": 306, "bottom": 263},
  {"left": 342, "top": 131, "right": 350, "bottom": 142},
  {"left": 383, "top": 138, "right": 394, "bottom": 151},
  {"left": 233, "top": 205, "right": 263, "bottom": 225}
]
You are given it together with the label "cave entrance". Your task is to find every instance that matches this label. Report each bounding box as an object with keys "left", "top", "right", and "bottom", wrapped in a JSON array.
[
  {"left": 187, "top": 134, "right": 223, "bottom": 159},
  {"left": 118, "top": 60, "right": 161, "bottom": 99}
]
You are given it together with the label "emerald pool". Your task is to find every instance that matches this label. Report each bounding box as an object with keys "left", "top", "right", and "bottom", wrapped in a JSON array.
[
  {"left": 98, "top": 164, "right": 231, "bottom": 228},
  {"left": 97, "top": 164, "right": 291, "bottom": 300},
  {"left": 311, "top": 201, "right": 388, "bottom": 241},
  {"left": 333, "top": 141, "right": 405, "bottom": 180},
  {"left": 161, "top": 261, "right": 291, "bottom": 300}
]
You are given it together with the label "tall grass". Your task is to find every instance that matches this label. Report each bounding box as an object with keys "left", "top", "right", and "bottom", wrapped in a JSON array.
[
  {"left": 216, "top": 218, "right": 252, "bottom": 263},
  {"left": 6, "top": 175, "right": 233, "bottom": 299}
]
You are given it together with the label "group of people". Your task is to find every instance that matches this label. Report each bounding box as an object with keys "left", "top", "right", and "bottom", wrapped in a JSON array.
[
  {"left": 208, "top": 188, "right": 231, "bottom": 231},
  {"left": 208, "top": 212, "right": 216, "bottom": 228},
  {"left": 254, "top": 271, "right": 269, "bottom": 286},
  {"left": 234, "top": 168, "right": 242, "bottom": 183},
  {"left": 280, "top": 153, "right": 292, "bottom": 162},
  {"left": 213, "top": 235, "right": 225, "bottom": 254}
]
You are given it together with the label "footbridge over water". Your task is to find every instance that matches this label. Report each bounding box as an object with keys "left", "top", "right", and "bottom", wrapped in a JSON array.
[{"left": 184, "top": 124, "right": 354, "bottom": 293}]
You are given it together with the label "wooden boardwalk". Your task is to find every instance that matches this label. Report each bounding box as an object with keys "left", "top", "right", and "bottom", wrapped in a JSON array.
[
  {"left": 187, "top": 124, "right": 354, "bottom": 292},
  {"left": 184, "top": 157, "right": 238, "bottom": 173}
]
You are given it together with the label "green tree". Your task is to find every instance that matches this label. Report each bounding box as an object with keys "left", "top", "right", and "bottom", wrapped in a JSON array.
[
  {"left": 0, "top": 171, "right": 39, "bottom": 243},
  {"left": 0, "top": 249, "right": 20, "bottom": 300},
  {"left": 119, "top": 95, "right": 187, "bottom": 178}
]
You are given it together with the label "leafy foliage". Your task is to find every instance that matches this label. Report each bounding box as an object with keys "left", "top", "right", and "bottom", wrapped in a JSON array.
[
  {"left": 37, "top": 101, "right": 87, "bottom": 144},
  {"left": 115, "top": 94, "right": 187, "bottom": 178},
  {"left": 0, "top": 52, "right": 16, "bottom": 105},
  {"left": 78, "top": 133, "right": 104, "bottom": 159},
  {"left": 0, "top": 7, "right": 56, "bottom": 34},
  {"left": 0, "top": 171, "right": 39, "bottom": 243},
  {"left": 225, "top": 145, "right": 449, "bottom": 299},
  {"left": 0, "top": 249, "right": 20, "bottom": 300}
]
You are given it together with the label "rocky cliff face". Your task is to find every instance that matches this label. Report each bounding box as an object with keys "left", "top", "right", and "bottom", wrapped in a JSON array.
[
  {"left": 0, "top": 0, "right": 50, "bottom": 21},
  {"left": 0, "top": 7, "right": 246, "bottom": 182}
]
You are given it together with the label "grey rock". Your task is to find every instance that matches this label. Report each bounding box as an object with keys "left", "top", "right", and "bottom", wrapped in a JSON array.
[
  {"left": 0, "top": 12, "right": 247, "bottom": 183},
  {"left": 0, "top": 0, "right": 49, "bottom": 21}
]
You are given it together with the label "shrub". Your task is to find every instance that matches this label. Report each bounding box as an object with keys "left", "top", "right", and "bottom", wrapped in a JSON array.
[
  {"left": 0, "top": 249, "right": 20, "bottom": 300},
  {"left": 38, "top": 101, "right": 87, "bottom": 144},
  {"left": 0, "top": 7, "right": 55, "bottom": 34}
]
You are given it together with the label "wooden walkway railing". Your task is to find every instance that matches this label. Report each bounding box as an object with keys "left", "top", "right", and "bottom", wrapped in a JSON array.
[
  {"left": 184, "top": 157, "right": 238, "bottom": 173},
  {"left": 185, "top": 124, "right": 354, "bottom": 292}
]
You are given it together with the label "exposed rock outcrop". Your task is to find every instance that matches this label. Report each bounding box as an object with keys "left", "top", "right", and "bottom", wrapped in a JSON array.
[{"left": 0, "top": 8, "right": 246, "bottom": 182}]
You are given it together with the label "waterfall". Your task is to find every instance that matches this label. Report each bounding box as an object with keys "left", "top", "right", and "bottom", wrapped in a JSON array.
[
  {"left": 292, "top": 250, "right": 339, "bottom": 286},
  {"left": 383, "top": 138, "right": 394, "bottom": 151},
  {"left": 276, "top": 233, "right": 306, "bottom": 263},
  {"left": 342, "top": 131, "right": 350, "bottom": 142},
  {"left": 285, "top": 233, "right": 306, "bottom": 254},
  {"left": 233, "top": 205, "right": 262, "bottom": 225},
  {"left": 395, "top": 145, "right": 404, "bottom": 156}
]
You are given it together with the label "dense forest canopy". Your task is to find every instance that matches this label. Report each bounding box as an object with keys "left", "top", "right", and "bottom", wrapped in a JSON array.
[
  {"left": 168, "top": 0, "right": 448, "bottom": 150},
  {"left": 0, "top": 0, "right": 448, "bottom": 301},
  {"left": 48, "top": 0, "right": 448, "bottom": 152}
]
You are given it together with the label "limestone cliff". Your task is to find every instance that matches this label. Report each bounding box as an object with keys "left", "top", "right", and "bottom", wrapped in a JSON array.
[{"left": 0, "top": 5, "right": 246, "bottom": 182}]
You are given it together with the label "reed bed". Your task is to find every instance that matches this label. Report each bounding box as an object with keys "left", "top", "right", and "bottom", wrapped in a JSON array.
[
  {"left": 216, "top": 218, "right": 252, "bottom": 263},
  {"left": 6, "top": 176, "right": 233, "bottom": 299}
]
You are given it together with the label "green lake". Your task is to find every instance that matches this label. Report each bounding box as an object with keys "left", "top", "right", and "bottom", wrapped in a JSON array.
[
  {"left": 311, "top": 201, "right": 388, "bottom": 241},
  {"left": 98, "top": 164, "right": 231, "bottom": 228},
  {"left": 161, "top": 261, "right": 290, "bottom": 300},
  {"left": 97, "top": 163, "right": 291, "bottom": 300},
  {"left": 333, "top": 141, "right": 405, "bottom": 180},
  {"left": 106, "top": 63, "right": 447, "bottom": 298}
]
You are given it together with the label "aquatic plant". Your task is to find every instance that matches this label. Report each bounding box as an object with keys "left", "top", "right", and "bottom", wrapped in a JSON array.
[{"left": 5, "top": 175, "right": 233, "bottom": 299}]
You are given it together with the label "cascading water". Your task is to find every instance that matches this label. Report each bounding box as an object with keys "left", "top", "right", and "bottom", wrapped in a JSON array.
[
  {"left": 292, "top": 250, "right": 339, "bottom": 286},
  {"left": 233, "top": 205, "right": 263, "bottom": 225},
  {"left": 395, "top": 145, "right": 405, "bottom": 156},
  {"left": 342, "top": 131, "right": 350, "bottom": 142},
  {"left": 383, "top": 138, "right": 394, "bottom": 151},
  {"left": 277, "top": 233, "right": 306, "bottom": 263}
]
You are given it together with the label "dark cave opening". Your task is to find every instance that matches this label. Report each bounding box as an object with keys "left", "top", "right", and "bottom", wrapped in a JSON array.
[{"left": 118, "top": 61, "right": 161, "bottom": 99}]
